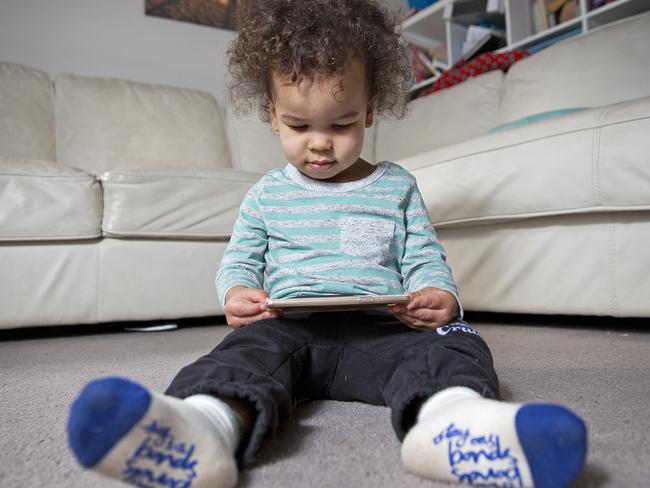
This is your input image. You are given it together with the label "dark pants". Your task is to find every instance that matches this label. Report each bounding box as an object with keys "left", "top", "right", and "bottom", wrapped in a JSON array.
[{"left": 166, "top": 311, "right": 499, "bottom": 466}]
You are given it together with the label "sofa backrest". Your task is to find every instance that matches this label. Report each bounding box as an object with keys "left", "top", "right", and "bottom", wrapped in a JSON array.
[
  {"left": 499, "top": 11, "right": 650, "bottom": 125},
  {"left": 55, "top": 74, "right": 232, "bottom": 175},
  {"left": 374, "top": 70, "right": 504, "bottom": 162},
  {"left": 0, "top": 63, "right": 56, "bottom": 161},
  {"left": 225, "top": 108, "right": 287, "bottom": 173}
]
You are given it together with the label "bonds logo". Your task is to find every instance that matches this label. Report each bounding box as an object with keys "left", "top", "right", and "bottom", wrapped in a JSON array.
[{"left": 436, "top": 322, "right": 481, "bottom": 337}]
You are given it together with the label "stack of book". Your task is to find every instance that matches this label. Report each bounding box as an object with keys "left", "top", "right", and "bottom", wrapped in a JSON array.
[{"left": 532, "top": 0, "right": 580, "bottom": 33}]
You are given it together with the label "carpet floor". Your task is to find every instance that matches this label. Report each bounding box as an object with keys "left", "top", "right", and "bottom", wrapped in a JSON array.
[{"left": 1, "top": 314, "right": 648, "bottom": 488}]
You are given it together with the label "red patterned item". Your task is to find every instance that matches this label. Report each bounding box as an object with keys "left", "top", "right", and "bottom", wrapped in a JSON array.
[{"left": 416, "top": 50, "right": 529, "bottom": 98}]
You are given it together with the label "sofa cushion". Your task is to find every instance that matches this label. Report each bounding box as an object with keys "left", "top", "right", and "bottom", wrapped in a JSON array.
[
  {"left": 375, "top": 70, "right": 504, "bottom": 162},
  {"left": 499, "top": 11, "right": 650, "bottom": 124},
  {"left": 0, "top": 157, "right": 102, "bottom": 240},
  {"left": 55, "top": 75, "right": 232, "bottom": 174},
  {"left": 399, "top": 96, "right": 650, "bottom": 227},
  {"left": 225, "top": 107, "right": 378, "bottom": 171},
  {"left": 0, "top": 63, "right": 56, "bottom": 161},
  {"left": 100, "top": 167, "right": 262, "bottom": 239}
]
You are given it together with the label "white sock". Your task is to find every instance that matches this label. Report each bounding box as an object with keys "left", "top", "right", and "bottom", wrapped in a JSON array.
[
  {"left": 402, "top": 387, "right": 587, "bottom": 488},
  {"left": 184, "top": 394, "right": 240, "bottom": 454},
  {"left": 67, "top": 377, "right": 239, "bottom": 488}
]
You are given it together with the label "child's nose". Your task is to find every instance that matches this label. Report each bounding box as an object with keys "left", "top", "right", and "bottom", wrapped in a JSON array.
[{"left": 308, "top": 133, "right": 333, "bottom": 151}]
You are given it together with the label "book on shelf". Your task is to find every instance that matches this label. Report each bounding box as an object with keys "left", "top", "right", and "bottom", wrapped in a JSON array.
[
  {"left": 530, "top": 0, "right": 580, "bottom": 34},
  {"left": 588, "top": 0, "right": 620, "bottom": 10},
  {"left": 532, "top": 0, "right": 550, "bottom": 33},
  {"left": 546, "top": 0, "right": 580, "bottom": 25},
  {"left": 486, "top": 0, "right": 505, "bottom": 14},
  {"left": 450, "top": 0, "right": 506, "bottom": 30},
  {"left": 410, "top": 45, "right": 446, "bottom": 83},
  {"left": 461, "top": 24, "right": 505, "bottom": 57}
]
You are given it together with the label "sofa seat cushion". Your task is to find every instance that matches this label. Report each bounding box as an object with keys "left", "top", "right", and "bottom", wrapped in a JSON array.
[
  {"left": 0, "top": 63, "right": 56, "bottom": 161},
  {"left": 100, "top": 167, "right": 262, "bottom": 239},
  {"left": 0, "top": 158, "right": 102, "bottom": 240},
  {"left": 399, "top": 96, "right": 650, "bottom": 227},
  {"left": 55, "top": 74, "right": 232, "bottom": 174}
]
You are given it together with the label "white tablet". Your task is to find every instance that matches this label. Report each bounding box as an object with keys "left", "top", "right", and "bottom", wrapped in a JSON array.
[{"left": 265, "top": 294, "right": 410, "bottom": 313}]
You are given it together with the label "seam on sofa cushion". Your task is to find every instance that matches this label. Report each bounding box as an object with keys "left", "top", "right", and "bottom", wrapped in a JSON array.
[
  {"left": 100, "top": 174, "right": 261, "bottom": 184},
  {"left": 591, "top": 105, "right": 612, "bottom": 206},
  {"left": 99, "top": 169, "right": 263, "bottom": 183},
  {"left": 406, "top": 113, "right": 650, "bottom": 170},
  {"left": 607, "top": 223, "right": 619, "bottom": 317},
  {"left": 432, "top": 204, "right": 650, "bottom": 228},
  {"left": 0, "top": 173, "right": 97, "bottom": 180},
  {"left": 225, "top": 108, "right": 242, "bottom": 170},
  {"left": 0, "top": 233, "right": 103, "bottom": 241},
  {"left": 102, "top": 230, "right": 232, "bottom": 240},
  {"left": 94, "top": 240, "right": 101, "bottom": 323}
]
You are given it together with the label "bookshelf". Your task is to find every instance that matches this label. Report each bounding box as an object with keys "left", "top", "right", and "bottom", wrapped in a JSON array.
[{"left": 403, "top": 0, "right": 650, "bottom": 90}]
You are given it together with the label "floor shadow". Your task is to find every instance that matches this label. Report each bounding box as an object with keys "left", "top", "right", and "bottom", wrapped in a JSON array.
[
  {"left": 573, "top": 462, "right": 609, "bottom": 488},
  {"left": 0, "top": 315, "right": 227, "bottom": 341},
  {"left": 238, "top": 401, "right": 323, "bottom": 485},
  {"left": 498, "top": 382, "right": 514, "bottom": 402}
]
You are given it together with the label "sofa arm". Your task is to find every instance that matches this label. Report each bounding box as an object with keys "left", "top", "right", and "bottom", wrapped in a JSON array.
[
  {"left": 100, "top": 167, "right": 263, "bottom": 239},
  {"left": 0, "top": 157, "right": 102, "bottom": 240},
  {"left": 399, "top": 96, "right": 650, "bottom": 228}
]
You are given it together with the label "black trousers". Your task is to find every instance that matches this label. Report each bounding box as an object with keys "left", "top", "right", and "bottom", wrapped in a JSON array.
[{"left": 166, "top": 311, "right": 499, "bottom": 465}]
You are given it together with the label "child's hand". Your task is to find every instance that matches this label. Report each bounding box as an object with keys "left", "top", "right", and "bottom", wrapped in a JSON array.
[
  {"left": 388, "top": 287, "right": 458, "bottom": 331},
  {"left": 224, "top": 286, "right": 282, "bottom": 329}
]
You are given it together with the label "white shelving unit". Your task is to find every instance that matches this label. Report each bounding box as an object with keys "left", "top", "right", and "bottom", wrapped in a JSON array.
[{"left": 403, "top": 0, "right": 650, "bottom": 72}]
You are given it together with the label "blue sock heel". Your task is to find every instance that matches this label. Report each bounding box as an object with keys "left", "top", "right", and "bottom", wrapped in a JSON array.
[
  {"left": 67, "top": 377, "right": 152, "bottom": 468},
  {"left": 515, "top": 404, "right": 587, "bottom": 488}
]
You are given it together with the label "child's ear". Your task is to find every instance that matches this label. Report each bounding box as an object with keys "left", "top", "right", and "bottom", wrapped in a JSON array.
[
  {"left": 365, "top": 101, "right": 374, "bottom": 128},
  {"left": 269, "top": 100, "right": 279, "bottom": 132}
]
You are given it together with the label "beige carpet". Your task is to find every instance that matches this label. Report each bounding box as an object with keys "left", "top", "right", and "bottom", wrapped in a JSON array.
[{"left": 1, "top": 314, "right": 648, "bottom": 488}]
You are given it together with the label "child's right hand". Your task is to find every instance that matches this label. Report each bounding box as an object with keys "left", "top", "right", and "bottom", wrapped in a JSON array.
[{"left": 223, "top": 286, "right": 282, "bottom": 329}]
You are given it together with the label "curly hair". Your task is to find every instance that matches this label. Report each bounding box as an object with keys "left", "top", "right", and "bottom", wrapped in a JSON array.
[{"left": 227, "top": 0, "right": 412, "bottom": 122}]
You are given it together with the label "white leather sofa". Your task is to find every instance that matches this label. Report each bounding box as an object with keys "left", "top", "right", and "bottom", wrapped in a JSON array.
[
  {"left": 383, "top": 11, "right": 650, "bottom": 318},
  {"left": 1, "top": 11, "right": 648, "bottom": 329}
]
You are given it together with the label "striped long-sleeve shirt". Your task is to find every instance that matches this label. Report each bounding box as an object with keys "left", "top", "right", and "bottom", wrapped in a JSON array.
[{"left": 216, "top": 161, "right": 462, "bottom": 316}]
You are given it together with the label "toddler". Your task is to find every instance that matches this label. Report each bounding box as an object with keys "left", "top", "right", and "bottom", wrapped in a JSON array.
[{"left": 67, "top": 1, "right": 587, "bottom": 487}]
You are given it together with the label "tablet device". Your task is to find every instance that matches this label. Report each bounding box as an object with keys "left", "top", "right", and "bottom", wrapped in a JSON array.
[{"left": 265, "top": 294, "right": 410, "bottom": 313}]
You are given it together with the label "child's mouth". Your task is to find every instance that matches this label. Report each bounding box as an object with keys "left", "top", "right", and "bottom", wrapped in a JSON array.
[{"left": 306, "top": 160, "right": 335, "bottom": 171}]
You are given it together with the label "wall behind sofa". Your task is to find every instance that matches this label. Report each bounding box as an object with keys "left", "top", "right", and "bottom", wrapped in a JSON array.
[
  {"left": 0, "top": 0, "right": 407, "bottom": 108},
  {"left": 0, "top": 0, "right": 235, "bottom": 106}
]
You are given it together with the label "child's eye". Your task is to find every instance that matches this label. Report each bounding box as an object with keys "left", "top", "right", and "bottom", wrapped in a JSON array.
[
  {"left": 333, "top": 123, "right": 354, "bottom": 130},
  {"left": 288, "top": 124, "right": 308, "bottom": 131}
]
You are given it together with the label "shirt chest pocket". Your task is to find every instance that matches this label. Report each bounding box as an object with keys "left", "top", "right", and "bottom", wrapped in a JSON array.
[{"left": 340, "top": 216, "right": 395, "bottom": 263}]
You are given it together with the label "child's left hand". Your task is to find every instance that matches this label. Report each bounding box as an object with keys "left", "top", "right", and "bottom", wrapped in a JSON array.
[{"left": 388, "top": 287, "right": 458, "bottom": 331}]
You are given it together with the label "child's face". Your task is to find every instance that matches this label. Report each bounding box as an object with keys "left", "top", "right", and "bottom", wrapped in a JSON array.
[{"left": 269, "top": 61, "right": 374, "bottom": 182}]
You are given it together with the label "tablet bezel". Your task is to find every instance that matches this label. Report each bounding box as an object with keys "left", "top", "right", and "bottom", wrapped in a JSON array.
[{"left": 265, "top": 294, "right": 410, "bottom": 312}]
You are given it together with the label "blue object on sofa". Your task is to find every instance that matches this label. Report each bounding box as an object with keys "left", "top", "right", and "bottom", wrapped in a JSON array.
[
  {"left": 488, "top": 108, "right": 589, "bottom": 133},
  {"left": 408, "top": 0, "right": 439, "bottom": 9}
]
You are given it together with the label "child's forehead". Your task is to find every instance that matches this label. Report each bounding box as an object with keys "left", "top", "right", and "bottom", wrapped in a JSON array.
[{"left": 269, "top": 61, "right": 368, "bottom": 101}]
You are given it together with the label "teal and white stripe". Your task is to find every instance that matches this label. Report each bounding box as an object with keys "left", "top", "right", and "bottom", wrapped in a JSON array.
[{"left": 216, "top": 162, "right": 462, "bottom": 316}]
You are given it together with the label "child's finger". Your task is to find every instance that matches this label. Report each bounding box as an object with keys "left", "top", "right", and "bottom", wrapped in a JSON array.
[
  {"left": 407, "top": 292, "right": 439, "bottom": 311},
  {"left": 230, "top": 299, "right": 266, "bottom": 317},
  {"left": 238, "top": 288, "right": 270, "bottom": 304}
]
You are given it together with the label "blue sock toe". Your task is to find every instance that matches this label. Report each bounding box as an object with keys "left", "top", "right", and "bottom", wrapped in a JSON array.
[
  {"left": 515, "top": 404, "right": 587, "bottom": 488},
  {"left": 67, "top": 376, "right": 152, "bottom": 468}
]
